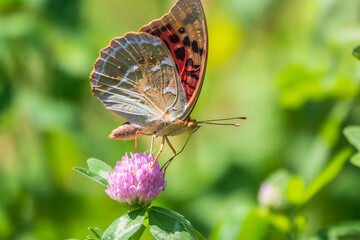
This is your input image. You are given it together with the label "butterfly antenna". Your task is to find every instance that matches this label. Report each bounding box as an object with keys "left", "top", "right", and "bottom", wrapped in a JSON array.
[{"left": 198, "top": 116, "right": 246, "bottom": 126}]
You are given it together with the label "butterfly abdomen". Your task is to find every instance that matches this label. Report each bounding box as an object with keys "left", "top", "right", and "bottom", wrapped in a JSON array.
[{"left": 108, "top": 122, "right": 144, "bottom": 140}]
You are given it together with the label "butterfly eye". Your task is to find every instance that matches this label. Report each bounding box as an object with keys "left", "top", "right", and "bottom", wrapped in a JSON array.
[{"left": 187, "top": 120, "right": 200, "bottom": 134}]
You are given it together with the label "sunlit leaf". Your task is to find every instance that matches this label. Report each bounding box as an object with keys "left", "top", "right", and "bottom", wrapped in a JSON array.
[
  {"left": 350, "top": 153, "right": 360, "bottom": 168},
  {"left": 191, "top": 229, "right": 206, "bottom": 240},
  {"left": 344, "top": 126, "right": 360, "bottom": 149},
  {"left": 295, "top": 214, "right": 307, "bottom": 234},
  {"left": 129, "top": 225, "right": 146, "bottom": 240},
  {"left": 148, "top": 207, "right": 200, "bottom": 240},
  {"left": 88, "top": 227, "right": 103, "bottom": 240},
  {"left": 237, "top": 209, "right": 269, "bottom": 240},
  {"left": 278, "top": 65, "right": 323, "bottom": 109},
  {"left": 73, "top": 167, "right": 108, "bottom": 186},
  {"left": 85, "top": 235, "right": 97, "bottom": 240},
  {"left": 207, "top": 10, "right": 242, "bottom": 68},
  {"left": 286, "top": 176, "right": 305, "bottom": 204},
  {"left": 102, "top": 209, "right": 146, "bottom": 240},
  {"left": 352, "top": 45, "right": 360, "bottom": 60},
  {"left": 344, "top": 126, "right": 360, "bottom": 168},
  {"left": 267, "top": 213, "right": 291, "bottom": 233},
  {"left": 301, "top": 221, "right": 360, "bottom": 240},
  {"left": 87, "top": 158, "right": 113, "bottom": 179},
  {"left": 302, "top": 149, "right": 352, "bottom": 203}
]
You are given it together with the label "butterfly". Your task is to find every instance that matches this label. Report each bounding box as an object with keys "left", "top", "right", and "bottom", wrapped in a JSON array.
[{"left": 90, "top": 0, "right": 245, "bottom": 167}]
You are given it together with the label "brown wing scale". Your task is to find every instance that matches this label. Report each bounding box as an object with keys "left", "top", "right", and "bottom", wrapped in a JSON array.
[{"left": 139, "top": 0, "right": 208, "bottom": 119}]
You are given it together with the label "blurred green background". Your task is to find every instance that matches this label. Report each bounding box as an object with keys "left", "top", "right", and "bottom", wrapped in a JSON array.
[{"left": 1, "top": 0, "right": 360, "bottom": 239}]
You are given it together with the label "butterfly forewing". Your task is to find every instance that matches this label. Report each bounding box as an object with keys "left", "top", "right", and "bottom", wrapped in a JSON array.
[
  {"left": 139, "top": 0, "right": 208, "bottom": 119},
  {"left": 90, "top": 33, "right": 187, "bottom": 127}
]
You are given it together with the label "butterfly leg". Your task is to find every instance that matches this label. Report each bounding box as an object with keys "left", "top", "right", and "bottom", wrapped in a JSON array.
[
  {"left": 152, "top": 136, "right": 165, "bottom": 167},
  {"left": 162, "top": 137, "right": 176, "bottom": 175},
  {"left": 135, "top": 130, "right": 153, "bottom": 153},
  {"left": 150, "top": 135, "right": 157, "bottom": 155},
  {"left": 139, "top": 136, "right": 165, "bottom": 186},
  {"left": 165, "top": 136, "right": 176, "bottom": 157}
]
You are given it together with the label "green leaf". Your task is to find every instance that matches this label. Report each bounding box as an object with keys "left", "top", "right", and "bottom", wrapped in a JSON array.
[
  {"left": 351, "top": 153, "right": 360, "bottom": 167},
  {"left": 344, "top": 126, "right": 360, "bottom": 149},
  {"left": 85, "top": 236, "right": 97, "bottom": 240},
  {"left": 191, "top": 229, "right": 206, "bottom": 240},
  {"left": 344, "top": 126, "right": 360, "bottom": 168},
  {"left": 102, "top": 208, "right": 146, "bottom": 240},
  {"left": 294, "top": 214, "right": 307, "bottom": 234},
  {"left": 87, "top": 158, "right": 113, "bottom": 179},
  {"left": 237, "top": 209, "right": 269, "bottom": 240},
  {"left": 88, "top": 227, "right": 103, "bottom": 240},
  {"left": 73, "top": 167, "right": 108, "bottom": 186},
  {"left": 286, "top": 176, "right": 305, "bottom": 205},
  {"left": 302, "top": 148, "right": 352, "bottom": 204},
  {"left": 301, "top": 221, "right": 360, "bottom": 240},
  {"left": 148, "top": 207, "right": 200, "bottom": 240},
  {"left": 266, "top": 213, "right": 291, "bottom": 233},
  {"left": 129, "top": 225, "right": 146, "bottom": 240},
  {"left": 352, "top": 45, "right": 360, "bottom": 61}
]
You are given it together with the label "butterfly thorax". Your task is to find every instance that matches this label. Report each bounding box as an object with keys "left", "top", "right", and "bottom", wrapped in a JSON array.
[
  {"left": 108, "top": 117, "right": 199, "bottom": 140},
  {"left": 150, "top": 117, "right": 199, "bottom": 136}
]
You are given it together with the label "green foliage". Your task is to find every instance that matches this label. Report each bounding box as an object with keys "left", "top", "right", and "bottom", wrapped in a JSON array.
[
  {"left": 74, "top": 158, "right": 113, "bottom": 186},
  {"left": 84, "top": 227, "right": 103, "bottom": 240},
  {"left": 98, "top": 207, "right": 203, "bottom": 240},
  {"left": 300, "top": 222, "right": 360, "bottom": 240},
  {"left": 352, "top": 45, "right": 360, "bottom": 61},
  {"left": 102, "top": 209, "right": 146, "bottom": 240},
  {"left": 286, "top": 176, "right": 305, "bottom": 205},
  {"left": 87, "top": 158, "right": 113, "bottom": 179},
  {"left": 344, "top": 126, "right": 360, "bottom": 167},
  {"left": 300, "top": 148, "right": 352, "bottom": 204},
  {"left": 148, "top": 207, "right": 204, "bottom": 240},
  {"left": 237, "top": 209, "right": 269, "bottom": 240},
  {"left": 88, "top": 227, "right": 103, "bottom": 240},
  {"left": 129, "top": 225, "right": 146, "bottom": 240}
]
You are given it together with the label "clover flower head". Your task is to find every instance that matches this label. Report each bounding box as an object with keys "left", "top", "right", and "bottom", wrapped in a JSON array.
[
  {"left": 105, "top": 152, "right": 167, "bottom": 209},
  {"left": 258, "top": 182, "right": 283, "bottom": 208}
]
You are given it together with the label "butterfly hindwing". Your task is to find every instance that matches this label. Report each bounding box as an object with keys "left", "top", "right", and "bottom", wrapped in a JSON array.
[
  {"left": 139, "top": 0, "right": 208, "bottom": 119},
  {"left": 90, "top": 33, "right": 187, "bottom": 127}
]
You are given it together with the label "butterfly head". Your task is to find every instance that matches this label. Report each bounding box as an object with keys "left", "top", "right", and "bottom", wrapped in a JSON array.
[{"left": 186, "top": 118, "right": 200, "bottom": 134}]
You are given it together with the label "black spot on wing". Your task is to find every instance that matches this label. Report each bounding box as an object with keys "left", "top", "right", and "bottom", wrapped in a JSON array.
[
  {"left": 163, "top": 40, "right": 170, "bottom": 50},
  {"left": 199, "top": 48, "right": 204, "bottom": 56},
  {"left": 182, "top": 80, "right": 196, "bottom": 89},
  {"left": 169, "top": 34, "right": 180, "bottom": 44},
  {"left": 185, "top": 72, "right": 199, "bottom": 81},
  {"left": 191, "top": 40, "right": 199, "bottom": 53},
  {"left": 174, "top": 47, "right": 185, "bottom": 60},
  {"left": 182, "top": 36, "right": 190, "bottom": 47},
  {"left": 185, "top": 58, "right": 194, "bottom": 67},
  {"left": 178, "top": 28, "right": 185, "bottom": 34},
  {"left": 150, "top": 29, "right": 162, "bottom": 37},
  {"left": 161, "top": 23, "right": 172, "bottom": 32},
  {"left": 184, "top": 69, "right": 200, "bottom": 74}
]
